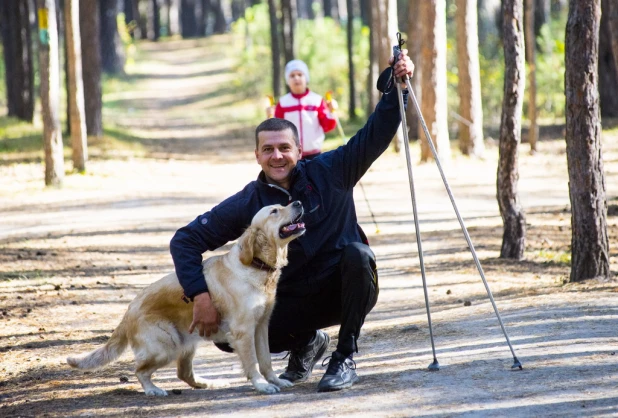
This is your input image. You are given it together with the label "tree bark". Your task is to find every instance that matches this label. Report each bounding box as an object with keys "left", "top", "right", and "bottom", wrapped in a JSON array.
[
  {"left": 0, "top": 0, "right": 35, "bottom": 122},
  {"left": 80, "top": 0, "right": 103, "bottom": 138},
  {"left": 124, "top": 0, "right": 143, "bottom": 39},
  {"left": 100, "top": 0, "right": 126, "bottom": 74},
  {"left": 180, "top": 0, "right": 198, "bottom": 37},
  {"left": 147, "top": 0, "right": 161, "bottom": 40},
  {"left": 65, "top": 0, "right": 88, "bottom": 172},
  {"left": 524, "top": 0, "right": 538, "bottom": 152},
  {"left": 406, "top": 0, "right": 420, "bottom": 140},
  {"left": 497, "top": 0, "right": 525, "bottom": 259},
  {"left": 36, "top": 0, "right": 65, "bottom": 187},
  {"left": 267, "top": 0, "right": 281, "bottom": 97},
  {"left": 281, "top": 0, "right": 297, "bottom": 64},
  {"left": 455, "top": 0, "right": 485, "bottom": 157},
  {"left": 608, "top": 0, "right": 618, "bottom": 72},
  {"left": 599, "top": 0, "right": 618, "bottom": 117},
  {"left": 324, "top": 0, "right": 339, "bottom": 20},
  {"left": 565, "top": 0, "right": 610, "bottom": 282},
  {"left": 367, "top": 0, "right": 382, "bottom": 114},
  {"left": 211, "top": 0, "right": 228, "bottom": 34},
  {"left": 419, "top": 0, "right": 450, "bottom": 163}
]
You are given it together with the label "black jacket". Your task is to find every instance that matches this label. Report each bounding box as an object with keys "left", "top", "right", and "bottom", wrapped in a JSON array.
[{"left": 170, "top": 85, "right": 407, "bottom": 298}]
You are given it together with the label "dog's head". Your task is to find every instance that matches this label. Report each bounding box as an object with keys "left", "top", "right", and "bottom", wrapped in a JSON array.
[{"left": 239, "top": 201, "right": 306, "bottom": 268}]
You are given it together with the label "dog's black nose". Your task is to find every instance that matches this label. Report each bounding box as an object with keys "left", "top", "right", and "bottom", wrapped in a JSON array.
[{"left": 292, "top": 200, "right": 302, "bottom": 208}]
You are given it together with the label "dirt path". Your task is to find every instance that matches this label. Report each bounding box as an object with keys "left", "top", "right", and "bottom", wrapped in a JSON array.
[{"left": 1, "top": 35, "right": 618, "bottom": 417}]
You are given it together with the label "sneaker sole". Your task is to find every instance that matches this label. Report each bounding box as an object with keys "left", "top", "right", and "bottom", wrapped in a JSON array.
[{"left": 317, "top": 374, "right": 360, "bottom": 392}]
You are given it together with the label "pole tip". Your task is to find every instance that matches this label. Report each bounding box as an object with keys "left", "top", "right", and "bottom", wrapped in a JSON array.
[
  {"left": 511, "top": 357, "right": 523, "bottom": 370},
  {"left": 428, "top": 360, "right": 440, "bottom": 371}
]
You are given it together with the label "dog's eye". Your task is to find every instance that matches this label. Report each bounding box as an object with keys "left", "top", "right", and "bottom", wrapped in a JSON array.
[{"left": 270, "top": 208, "right": 278, "bottom": 215}]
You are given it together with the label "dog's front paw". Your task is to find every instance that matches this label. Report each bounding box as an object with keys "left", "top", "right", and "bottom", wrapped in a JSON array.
[
  {"left": 254, "top": 382, "right": 281, "bottom": 395},
  {"left": 270, "top": 376, "right": 294, "bottom": 389},
  {"left": 144, "top": 387, "right": 168, "bottom": 396}
]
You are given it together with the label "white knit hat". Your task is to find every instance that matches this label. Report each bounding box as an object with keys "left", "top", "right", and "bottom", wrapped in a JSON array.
[{"left": 285, "top": 59, "right": 310, "bottom": 84}]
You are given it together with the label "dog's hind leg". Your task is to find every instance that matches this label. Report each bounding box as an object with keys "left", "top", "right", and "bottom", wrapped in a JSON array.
[
  {"left": 132, "top": 325, "right": 177, "bottom": 396},
  {"left": 177, "top": 347, "right": 229, "bottom": 389},
  {"left": 134, "top": 354, "right": 172, "bottom": 396},
  {"left": 230, "top": 326, "right": 280, "bottom": 394},
  {"left": 255, "top": 320, "right": 293, "bottom": 389}
]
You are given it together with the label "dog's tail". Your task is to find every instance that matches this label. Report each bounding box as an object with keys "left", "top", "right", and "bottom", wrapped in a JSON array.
[{"left": 67, "top": 316, "right": 129, "bottom": 370}]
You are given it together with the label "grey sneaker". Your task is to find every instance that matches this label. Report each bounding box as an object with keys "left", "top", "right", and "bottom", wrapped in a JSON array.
[
  {"left": 279, "top": 330, "right": 330, "bottom": 383},
  {"left": 317, "top": 351, "right": 359, "bottom": 392}
]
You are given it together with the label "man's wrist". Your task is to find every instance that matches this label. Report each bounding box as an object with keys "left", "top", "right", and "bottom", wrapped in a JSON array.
[{"left": 190, "top": 290, "right": 210, "bottom": 302}]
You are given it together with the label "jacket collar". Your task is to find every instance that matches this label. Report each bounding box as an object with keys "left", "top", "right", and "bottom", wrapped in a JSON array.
[
  {"left": 256, "top": 164, "right": 306, "bottom": 195},
  {"left": 291, "top": 89, "right": 311, "bottom": 99}
]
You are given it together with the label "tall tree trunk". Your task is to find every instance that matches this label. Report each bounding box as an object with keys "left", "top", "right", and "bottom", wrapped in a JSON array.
[
  {"left": 360, "top": 0, "right": 369, "bottom": 25},
  {"left": 100, "top": 0, "right": 126, "bottom": 74},
  {"left": 124, "top": 0, "right": 143, "bottom": 39},
  {"left": 419, "top": 0, "right": 450, "bottom": 163},
  {"left": 346, "top": 0, "right": 356, "bottom": 120},
  {"left": 180, "top": 0, "right": 198, "bottom": 37},
  {"left": 212, "top": 0, "right": 228, "bottom": 33},
  {"left": 37, "top": 0, "right": 65, "bottom": 187},
  {"left": 367, "top": 0, "right": 381, "bottom": 114},
  {"left": 195, "top": 0, "right": 206, "bottom": 36},
  {"left": 406, "top": 0, "right": 420, "bottom": 140},
  {"left": 167, "top": 0, "right": 179, "bottom": 36},
  {"left": 599, "top": 0, "right": 618, "bottom": 117},
  {"left": 147, "top": 0, "right": 160, "bottom": 40},
  {"left": 324, "top": 0, "right": 339, "bottom": 20},
  {"left": 80, "top": 0, "right": 103, "bottom": 138},
  {"left": 65, "top": 0, "right": 88, "bottom": 172},
  {"left": 534, "top": 0, "right": 549, "bottom": 39},
  {"left": 497, "top": 0, "right": 526, "bottom": 259},
  {"left": 455, "top": 0, "right": 485, "bottom": 157},
  {"left": 608, "top": 0, "right": 618, "bottom": 72},
  {"left": 477, "top": 0, "right": 500, "bottom": 45},
  {"left": 281, "top": 0, "right": 297, "bottom": 64},
  {"left": 524, "top": 0, "right": 538, "bottom": 152},
  {"left": 0, "top": 0, "right": 35, "bottom": 122},
  {"left": 565, "top": 0, "right": 609, "bottom": 282},
  {"left": 386, "top": 0, "right": 404, "bottom": 153},
  {"left": 267, "top": 0, "right": 281, "bottom": 97}
]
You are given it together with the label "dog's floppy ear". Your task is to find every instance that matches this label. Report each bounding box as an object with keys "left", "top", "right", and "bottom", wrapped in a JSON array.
[{"left": 239, "top": 227, "right": 256, "bottom": 266}]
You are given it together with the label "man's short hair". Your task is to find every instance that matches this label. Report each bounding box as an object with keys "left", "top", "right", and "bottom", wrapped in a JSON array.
[{"left": 255, "top": 118, "right": 300, "bottom": 148}]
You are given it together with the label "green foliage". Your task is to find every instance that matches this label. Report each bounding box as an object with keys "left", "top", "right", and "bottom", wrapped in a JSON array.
[
  {"left": 447, "top": 3, "right": 568, "bottom": 128},
  {"left": 231, "top": 5, "right": 370, "bottom": 124},
  {"left": 530, "top": 15, "right": 567, "bottom": 122}
]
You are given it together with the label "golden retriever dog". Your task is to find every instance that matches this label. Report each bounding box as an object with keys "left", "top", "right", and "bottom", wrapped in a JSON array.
[{"left": 67, "top": 201, "right": 306, "bottom": 396}]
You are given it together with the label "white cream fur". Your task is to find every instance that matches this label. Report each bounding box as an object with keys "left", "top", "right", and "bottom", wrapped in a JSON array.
[{"left": 67, "top": 203, "right": 305, "bottom": 396}]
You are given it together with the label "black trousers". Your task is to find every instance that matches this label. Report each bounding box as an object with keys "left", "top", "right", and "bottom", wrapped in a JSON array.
[{"left": 267, "top": 242, "right": 379, "bottom": 356}]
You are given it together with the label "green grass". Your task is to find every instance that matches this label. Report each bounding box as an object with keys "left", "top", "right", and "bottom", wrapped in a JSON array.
[
  {"left": 0, "top": 117, "right": 42, "bottom": 153},
  {"left": 533, "top": 249, "right": 571, "bottom": 266}
]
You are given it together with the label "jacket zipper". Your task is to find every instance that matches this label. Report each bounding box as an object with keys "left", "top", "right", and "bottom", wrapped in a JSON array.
[{"left": 267, "top": 184, "right": 292, "bottom": 202}]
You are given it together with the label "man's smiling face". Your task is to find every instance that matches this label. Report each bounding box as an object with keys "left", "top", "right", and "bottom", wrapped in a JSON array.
[{"left": 255, "top": 129, "right": 302, "bottom": 190}]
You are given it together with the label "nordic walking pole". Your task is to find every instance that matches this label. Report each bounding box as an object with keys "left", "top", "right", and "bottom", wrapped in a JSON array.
[
  {"left": 326, "top": 91, "right": 380, "bottom": 234},
  {"left": 396, "top": 32, "right": 522, "bottom": 370},
  {"left": 392, "top": 43, "right": 439, "bottom": 372}
]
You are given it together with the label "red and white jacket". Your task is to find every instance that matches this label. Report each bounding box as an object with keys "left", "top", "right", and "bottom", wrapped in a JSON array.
[{"left": 274, "top": 89, "right": 337, "bottom": 157}]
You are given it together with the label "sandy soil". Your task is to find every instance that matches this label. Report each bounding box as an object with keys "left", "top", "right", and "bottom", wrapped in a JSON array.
[{"left": 1, "top": 35, "right": 618, "bottom": 417}]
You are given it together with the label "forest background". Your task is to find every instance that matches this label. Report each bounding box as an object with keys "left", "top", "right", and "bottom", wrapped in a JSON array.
[{"left": 1, "top": 0, "right": 618, "bottom": 416}]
